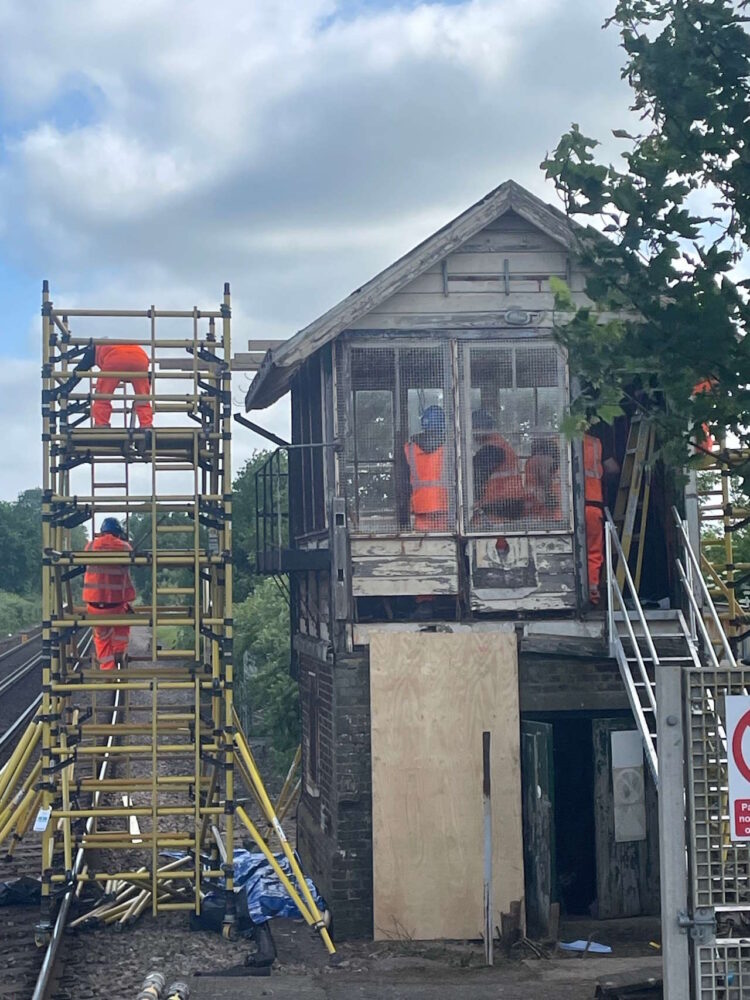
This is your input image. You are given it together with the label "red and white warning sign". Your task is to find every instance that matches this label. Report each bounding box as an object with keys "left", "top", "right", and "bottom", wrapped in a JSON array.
[{"left": 725, "top": 695, "right": 750, "bottom": 841}]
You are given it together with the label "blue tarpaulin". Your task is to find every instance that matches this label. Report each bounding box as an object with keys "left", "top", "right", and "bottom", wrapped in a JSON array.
[
  {"left": 166, "top": 848, "right": 326, "bottom": 926},
  {"left": 231, "top": 848, "right": 326, "bottom": 925}
]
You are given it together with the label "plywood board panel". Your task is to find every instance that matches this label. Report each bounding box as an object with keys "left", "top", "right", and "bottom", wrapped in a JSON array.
[{"left": 370, "top": 630, "right": 524, "bottom": 940}]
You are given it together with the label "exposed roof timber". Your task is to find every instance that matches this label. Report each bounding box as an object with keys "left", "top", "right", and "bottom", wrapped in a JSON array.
[{"left": 244, "top": 179, "right": 591, "bottom": 411}]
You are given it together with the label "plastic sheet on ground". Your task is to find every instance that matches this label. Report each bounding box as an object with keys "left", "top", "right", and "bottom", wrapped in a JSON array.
[
  {"left": 0, "top": 876, "right": 41, "bottom": 905},
  {"left": 559, "top": 939, "right": 612, "bottom": 954}
]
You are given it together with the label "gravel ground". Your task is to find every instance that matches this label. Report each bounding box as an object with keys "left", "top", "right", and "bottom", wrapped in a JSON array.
[{"left": 56, "top": 916, "right": 661, "bottom": 1000}]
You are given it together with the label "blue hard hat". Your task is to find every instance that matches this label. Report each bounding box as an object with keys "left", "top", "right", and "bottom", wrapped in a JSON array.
[
  {"left": 420, "top": 405, "right": 446, "bottom": 434},
  {"left": 101, "top": 517, "right": 125, "bottom": 538}
]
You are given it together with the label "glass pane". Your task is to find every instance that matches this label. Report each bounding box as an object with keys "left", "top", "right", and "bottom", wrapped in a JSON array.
[
  {"left": 355, "top": 462, "right": 395, "bottom": 515},
  {"left": 354, "top": 390, "right": 394, "bottom": 461},
  {"left": 471, "top": 348, "right": 513, "bottom": 389},
  {"left": 536, "top": 387, "right": 562, "bottom": 430},
  {"left": 497, "top": 388, "right": 535, "bottom": 448},
  {"left": 351, "top": 347, "right": 395, "bottom": 389}
]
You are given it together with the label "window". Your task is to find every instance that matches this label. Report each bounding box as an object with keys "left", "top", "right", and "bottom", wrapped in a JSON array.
[
  {"left": 461, "top": 341, "right": 570, "bottom": 534},
  {"left": 341, "top": 342, "right": 453, "bottom": 534}
]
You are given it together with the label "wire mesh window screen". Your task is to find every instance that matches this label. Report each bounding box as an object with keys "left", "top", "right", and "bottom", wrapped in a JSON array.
[
  {"left": 687, "top": 667, "right": 750, "bottom": 909},
  {"left": 341, "top": 342, "right": 454, "bottom": 534},
  {"left": 459, "top": 340, "right": 571, "bottom": 534},
  {"left": 697, "top": 942, "right": 750, "bottom": 999}
]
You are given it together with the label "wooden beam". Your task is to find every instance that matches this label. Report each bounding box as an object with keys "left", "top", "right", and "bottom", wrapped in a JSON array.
[
  {"left": 248, "top": 339, "right": 285, "bottom": 351},
  {"left": 231, "top": 352, "right": 265, "bottom": 371}
]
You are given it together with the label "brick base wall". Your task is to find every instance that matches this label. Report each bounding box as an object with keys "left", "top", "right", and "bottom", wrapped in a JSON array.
[
  {"left": 297, "top": 651, "right": 373, "bottom": 938},
  {"left": 519, "top": 652, "right": 630, "bottom": 713}
]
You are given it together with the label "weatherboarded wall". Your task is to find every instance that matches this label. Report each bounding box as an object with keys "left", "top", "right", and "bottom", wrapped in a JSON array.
[
  {"left": 369, "top": 630, "right": 524, "bottom": 940},
  {"left": 348, "top": 209, "right": 589, "bottom": 332}
]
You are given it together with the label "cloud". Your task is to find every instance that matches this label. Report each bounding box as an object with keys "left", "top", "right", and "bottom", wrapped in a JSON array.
[
  {"left": 0, "top": 0, "right": 631, "bottom": 497},
  {"left": 0, "top": 360, "right": 41, "bottom": 499}
]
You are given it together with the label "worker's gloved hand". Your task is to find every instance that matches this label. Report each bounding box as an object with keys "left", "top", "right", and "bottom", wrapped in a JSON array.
[
  {"left": 126, "top": 604, "right": 135, "bottom": 615},
  {"left": 73, "top": 339, "right": 96, "bottom": 374}
]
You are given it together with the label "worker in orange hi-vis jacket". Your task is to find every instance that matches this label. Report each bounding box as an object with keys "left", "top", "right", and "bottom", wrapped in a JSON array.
[
  {"left": 83, "top": 518, "right": 136, "bottom": 671},
  {"left": 403, "top": 405, "right": 450, "bottom": 531},
  {"left": 78, "top": 341, "right": 153, "bottom": 428},
  {"left": 692, "top": 378, "right": 717, "bottom": 454}
]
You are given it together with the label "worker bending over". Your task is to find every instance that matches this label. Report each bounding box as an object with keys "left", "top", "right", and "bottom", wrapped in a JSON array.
[
  {"left": 525, "top": 435, "right": 562, "bottom": 521},
  {"left": 471, "top": 410, "right": 525, "bottom": 523},
  {"left": 83, "top": 518, "right": 136, "bottom": 670},
  {"left": 78, "top": 340, "right": 153, "bottom": 428},
  {"left": 403, "top": 405, "right": 450, "bottom": 531}
]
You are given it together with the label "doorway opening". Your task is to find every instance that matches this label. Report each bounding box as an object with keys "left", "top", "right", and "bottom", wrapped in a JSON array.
[{"left": 552, "top": 717, "right": 597, "bottom": 916}]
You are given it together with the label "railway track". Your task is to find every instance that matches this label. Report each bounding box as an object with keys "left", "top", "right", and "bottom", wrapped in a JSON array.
[
  {"left": 0, "top": 632, "right": 47, "bottom": 753},
  {"left": 0, "top": 627, "right": 93, "bottom": 1000}
]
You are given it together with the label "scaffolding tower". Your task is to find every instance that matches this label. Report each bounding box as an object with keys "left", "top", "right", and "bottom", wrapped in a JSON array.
[
  {"left": 38, "top": 280, "right": 235, "bottom": 932},
  {"left": 697, "top": 440, "right": 750, "bottom": 639},
  {"left": 30, "top": 281, "right": 334, "bottom": 953}
]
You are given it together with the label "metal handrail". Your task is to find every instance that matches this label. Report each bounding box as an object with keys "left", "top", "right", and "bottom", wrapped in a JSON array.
[
  {"left": 605, "top": 510, "right": 662, "bottom": 669},
  {"left": 672, "top": 506, "right": 737, "bottom": 667},
  {"left": 604, "top": 516, "right": 659, "bottom": 781}
]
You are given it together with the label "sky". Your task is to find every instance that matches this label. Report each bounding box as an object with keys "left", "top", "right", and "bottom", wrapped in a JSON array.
[{"left": 0, "top": 0, "right": 632, "bottom": 500}]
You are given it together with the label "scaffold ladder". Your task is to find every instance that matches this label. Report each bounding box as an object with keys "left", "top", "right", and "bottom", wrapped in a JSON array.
[{"left": 613, "top": 415, "right": 655, "bottom": 591}]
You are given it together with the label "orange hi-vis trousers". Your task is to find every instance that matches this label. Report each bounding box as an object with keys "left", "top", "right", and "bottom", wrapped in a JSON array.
[
  {"left": 585, "top": 503, "right": 604, "bottom": 600},
  {"left": 87, "top": 603, "right": 130, "bottom": 671},
  {"left": 92, "top": 346, "right": 153, "bottom": 428}
]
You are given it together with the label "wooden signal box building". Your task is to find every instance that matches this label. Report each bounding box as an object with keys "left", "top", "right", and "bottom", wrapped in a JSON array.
[{"left": 244, "top": 180, "right": 690, "bottom": 939}]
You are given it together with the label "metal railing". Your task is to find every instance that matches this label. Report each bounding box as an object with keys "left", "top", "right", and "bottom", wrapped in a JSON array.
[
  {"left": 605, "top": 510, "right": 660, "bottom": 784},
  {"left": 255, "top": 447, "right": 289, "bottom": 575},
  {"left": 672, "top": 506, "right": 737, "bottom": 669}
]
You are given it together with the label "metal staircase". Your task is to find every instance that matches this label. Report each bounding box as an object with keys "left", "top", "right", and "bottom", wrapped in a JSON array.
[{"left": 604, "top": 507, "right": 737, "bottom": 790}]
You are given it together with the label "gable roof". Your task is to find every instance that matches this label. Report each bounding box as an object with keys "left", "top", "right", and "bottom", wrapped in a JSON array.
[{"left": 245, "top": 178, "right": 584, "bottom": 410}]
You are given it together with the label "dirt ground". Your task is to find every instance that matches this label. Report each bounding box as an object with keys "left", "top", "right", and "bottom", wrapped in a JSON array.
[{"left": 55, "top": 913, "right": 662, "bottom": 1000}]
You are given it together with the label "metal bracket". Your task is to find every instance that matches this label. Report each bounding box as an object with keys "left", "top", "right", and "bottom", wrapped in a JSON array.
[{"left": 678, "top": 907, "right": 716, "bottom": 945}]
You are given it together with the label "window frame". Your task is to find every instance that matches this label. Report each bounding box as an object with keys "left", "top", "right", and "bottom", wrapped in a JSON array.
[
  {"left": 341, "top": 336, "right": 456, "bottom": 537},
  {"left": 459, "top": 337, "right": 573, "bottom": 537},
  {"left": 337, "top": 332, "right": 573, "bottom": 539}
]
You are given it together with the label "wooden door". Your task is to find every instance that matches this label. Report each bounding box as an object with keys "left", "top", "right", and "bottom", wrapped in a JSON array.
[
  {"left": 521, "top": 720, "right": 555, "bottom": 938},
  {"left": 592, "top": 718, "right": 660, "bottom": 918}
]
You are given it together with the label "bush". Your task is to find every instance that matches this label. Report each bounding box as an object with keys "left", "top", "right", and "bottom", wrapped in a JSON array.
[
  {"left": 0, "top": 591, "right": 42, "bottom": 636},
  {"left": 233, "top": 578, "right": 298, "bottom": 776}
]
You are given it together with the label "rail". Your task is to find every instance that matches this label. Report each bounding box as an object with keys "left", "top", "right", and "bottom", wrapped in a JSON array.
[
  {"left": 672, "top": 506, "right": 737, "bottom": 668},
  {"left": 0, "top": 646, "right": 43, "bottom": 699},
  {"left": 30, "top": 628, "right": 105, "bottom": 1000},
  {"left": 604, "top": 511, "right": 660, "bottom": 783},
  {"left": 0, "top": 626, "right": 42, "bottom": 664}
]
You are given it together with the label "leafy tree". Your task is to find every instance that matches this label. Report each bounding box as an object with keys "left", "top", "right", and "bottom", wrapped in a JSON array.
[
  {"left": 234, "top": 577, "right": 297, "bottom": 774},
  {"left": 0, "top": 591, "right": 42, "bottom": 635},
  {"left": 0, "top": 488, "right": 86, "bottom": 597},
  {"left": 542, "top": 0, "right": 750, "bottom": 482}
]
